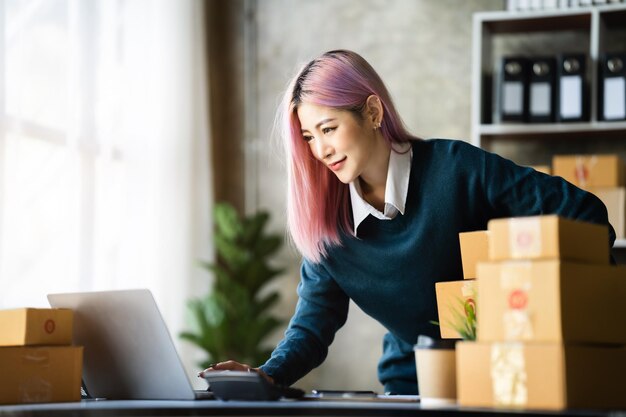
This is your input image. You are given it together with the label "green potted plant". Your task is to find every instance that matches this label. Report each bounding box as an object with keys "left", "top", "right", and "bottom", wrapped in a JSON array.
[{"left": 180, "top": 202, "right": 284, "bottom": 368}]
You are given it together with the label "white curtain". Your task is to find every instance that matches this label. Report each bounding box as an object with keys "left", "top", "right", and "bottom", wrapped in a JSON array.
[{"left": 0, "top": 0, "right": 212, "bottom": 384}]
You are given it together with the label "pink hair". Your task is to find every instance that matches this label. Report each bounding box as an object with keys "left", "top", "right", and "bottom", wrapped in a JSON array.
[{"left": 278, "top": 50, "right": 417, "bottom": 262}]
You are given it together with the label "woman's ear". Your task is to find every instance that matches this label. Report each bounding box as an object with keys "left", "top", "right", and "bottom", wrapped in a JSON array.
[{"left": 365, "top": 95, "right": 384, "bottom": 127}]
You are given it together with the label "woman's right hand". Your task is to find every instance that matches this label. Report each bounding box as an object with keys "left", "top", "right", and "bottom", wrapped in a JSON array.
[{"left": 197, "top": 360, "right": 274, "bottom": 384}]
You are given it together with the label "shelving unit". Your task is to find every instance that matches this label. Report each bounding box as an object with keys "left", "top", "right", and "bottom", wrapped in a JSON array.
[
  {"left": 471, "top": 5, "right": 626, "bottom": 252},
  {"left": 471, "top": 4, "right": 626, "bottom": 149}
]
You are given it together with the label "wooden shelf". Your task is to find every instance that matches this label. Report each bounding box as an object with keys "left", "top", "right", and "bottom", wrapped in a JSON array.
[
  {"left": 471, "top": 5, "right": 626, "bottom": 148},
  {"left": 474, "top": 3, "right": 626, "bottom": 34},
  {"left": 600, "top": 6, "right": 626, "bottom": 28},
  {"left": 474, "top": 121, "right": 626, "bottom": 145},
  {"left": 475, "top": 9, "right": 591, "bottom": 34},
  {"left": 480, "top": 121, "right": 626, "bottom": 135}
]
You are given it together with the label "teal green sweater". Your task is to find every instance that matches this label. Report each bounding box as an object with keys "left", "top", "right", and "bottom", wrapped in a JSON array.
[{"left": 260, "top": 139, "right": 615, "bottom": 394}]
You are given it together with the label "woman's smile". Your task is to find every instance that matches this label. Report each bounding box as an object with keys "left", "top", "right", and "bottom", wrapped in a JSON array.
[{"left": 328, "top": 157, "right": 347, "bottom": 171}]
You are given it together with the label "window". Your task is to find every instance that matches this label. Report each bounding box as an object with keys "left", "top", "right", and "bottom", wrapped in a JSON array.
[{"left": 0, "top": 0, "right": 211, "bottom": 377}]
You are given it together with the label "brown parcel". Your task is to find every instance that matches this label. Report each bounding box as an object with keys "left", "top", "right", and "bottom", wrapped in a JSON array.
[
  {"left": 435, "top": 280, "right": 476, "bottom": 339},
  {"left": 0, "top": 308, "right": 73, "bottom": 347},
  {"left": 589, "top": 187, "right": 625, "bottom": 240},
  {"left": 457, "top": 341, "right": 626, "bottom": 410},
  {"left": 0, "top": 346, "right": 83, "bottom": 405},
  {"left": 552, "top": 154, "right": 625, "bottom": 189},
  {"left": 477, "top": 260, "right": 626, "bottom": 344},
  {"left": 487, "top": 215, "right": 609, "bottom": 264},
  {"left": 459, "top": 231, "right": 489, "bottom": 279}
]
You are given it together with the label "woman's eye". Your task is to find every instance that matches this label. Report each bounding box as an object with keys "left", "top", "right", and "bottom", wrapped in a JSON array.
[
  {"left": 322, "top": 127, "right": 335, "bottom": 134},
  {"left": 303, "top": 135, "right": 314, "bottom": 142}
]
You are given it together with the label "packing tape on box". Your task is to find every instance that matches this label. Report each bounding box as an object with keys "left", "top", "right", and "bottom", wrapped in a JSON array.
[
  {"left": 22, "top": 350, "right": 50, "bottom": 366},
  {"left": 574, "top": 155, "right": 597, "bottom": 188},
  {"left": 20, "top": 349, "right": 53, "bottom": 403},
  {"left": 461, "top": 281, "right": 475, "bottom": 298},
  {"left": 508, "top": 218, "right": 542, "bottom": 259},
  {"left": 500, "top": 263, "right": 534, "bottom": 340},
  {"left": 491, "top": 343, "right": 528, "bottom": 407},
  {"left": 20, "top": 377, "right": 53, "bottom": 403}
]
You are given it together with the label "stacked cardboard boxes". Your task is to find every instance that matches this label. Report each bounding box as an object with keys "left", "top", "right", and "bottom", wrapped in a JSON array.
[
  {"left": 0, "top": 308, "right": 83, "bottom": 405},
  {"left": 457, "top": 215, "right": 626, "bottom": 410},
  {"left": 435, "top": 231, "right": 488, "bottom": 339},
  {"left": 553, "top": 154, "right": 626, "bottom": 239}
]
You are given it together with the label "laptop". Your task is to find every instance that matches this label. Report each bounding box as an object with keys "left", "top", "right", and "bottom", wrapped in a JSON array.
[{"left": 48, "top": 289, "right": 212, "bottom": 400}]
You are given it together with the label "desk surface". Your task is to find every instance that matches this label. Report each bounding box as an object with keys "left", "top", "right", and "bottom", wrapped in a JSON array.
[{"left": 1, "top": 399, "right": 625, "bottom": 417}]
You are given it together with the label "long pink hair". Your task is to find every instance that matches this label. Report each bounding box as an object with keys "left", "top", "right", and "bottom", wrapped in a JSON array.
[{"left": 278, "top": 50, "right": 417, "bottom": 262}]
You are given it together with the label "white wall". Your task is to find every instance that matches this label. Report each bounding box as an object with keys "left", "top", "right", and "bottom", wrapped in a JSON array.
[{"left": 247, "top": 0, "right": 504, "bottom": 392}]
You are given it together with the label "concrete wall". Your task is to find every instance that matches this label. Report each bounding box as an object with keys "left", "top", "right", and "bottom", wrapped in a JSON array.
[{"left": 246, "top": 0, "right": 505, "bottom": 392}]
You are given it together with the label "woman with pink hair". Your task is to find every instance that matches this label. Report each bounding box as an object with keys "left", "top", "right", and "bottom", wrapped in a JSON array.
[{"left": 200, "top": 50, "right": 614, "bottom": 395}]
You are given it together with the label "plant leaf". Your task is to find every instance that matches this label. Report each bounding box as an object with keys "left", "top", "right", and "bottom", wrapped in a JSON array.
[
  {"left": 241, "top": 212, "right": 269, "bottom": 245},
  {"left": 213, "top": 203, "right": 243, "bottom": 240},
  {"left": 254, "top": 235, "right": 282, "bottom": 257}
]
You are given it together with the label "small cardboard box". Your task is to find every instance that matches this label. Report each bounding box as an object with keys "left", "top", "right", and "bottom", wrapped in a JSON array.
[
  {"left": 0, "top": 308, "right": 73, "bottom": 347},
  {"left": 0, "top": 346, "right": 83, "bottom": 405},
  {"left": 487, "top": 215, "right": 609, "bottom": 264},
  {"left": 589, "top": 187, "right": 625, "bottom": 240},
  {"left": 477, "top": 260, "right": 626, "bottom": 344},
  {"left": 459, "top": 231, "right": 489, "bottom": 279},
  {"left": 552, "top": 154, "right": 625, "bottom": 189},
  {"left": 457, "top": 341, "right": 626, "bottom": 410},
  {"left": 435, "top": 280, "right": 477, "bottom": 339}
]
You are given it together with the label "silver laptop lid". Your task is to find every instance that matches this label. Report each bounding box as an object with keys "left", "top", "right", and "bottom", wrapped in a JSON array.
[{"left": 48, "top": 289, "right": 197, "bottom": 400}]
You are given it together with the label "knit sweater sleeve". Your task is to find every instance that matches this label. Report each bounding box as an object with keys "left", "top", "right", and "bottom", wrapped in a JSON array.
[
  {"left": 259, "top": 258, "right": 349, "bottom": 386},
  {"left": 478, "top": 145, "right": 616, "bottom": 255}
]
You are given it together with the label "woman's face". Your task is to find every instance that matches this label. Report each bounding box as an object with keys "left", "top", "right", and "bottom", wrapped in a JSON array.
[{"left": 297, "top": 102, "right": 380, "bottom": 184}]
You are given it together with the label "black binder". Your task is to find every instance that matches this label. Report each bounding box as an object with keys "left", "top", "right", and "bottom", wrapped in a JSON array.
[
  {"left": 498, "top": 57, "right": 529, "bottom": 122},
  {"left": 528, "top": 57, "right": 557, "bottom": 123},
  {"left": 599, "top": 53, "right": 626, "bottom": 121},
  {"left": 556, "top": 54, "right": 588, "bottom": 122}
]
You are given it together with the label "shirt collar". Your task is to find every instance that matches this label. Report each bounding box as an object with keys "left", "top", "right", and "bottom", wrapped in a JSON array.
[{"left": 349, "top": 142, "right": 412, "bottom": 236}]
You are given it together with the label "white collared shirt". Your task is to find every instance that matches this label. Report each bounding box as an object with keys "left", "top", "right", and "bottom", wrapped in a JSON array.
[{"left": 349, "top": 142, "right": 412, "bottom": 236}]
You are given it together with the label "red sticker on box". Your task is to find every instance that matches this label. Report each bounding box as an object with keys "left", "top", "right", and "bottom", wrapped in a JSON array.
[
  {"left": 44, "top": 319, "right": 55, "bottom": 334},
  {"left": 515, "top": 232, "right": 533, "bottom": 248},
  {"left": 508, "top": 289, "right": 528, "bottom": 310}
]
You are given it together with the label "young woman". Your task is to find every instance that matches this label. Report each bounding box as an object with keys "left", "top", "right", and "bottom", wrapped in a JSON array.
[{"left": 200, "top": 50, "right": 615, "bottom": 394}]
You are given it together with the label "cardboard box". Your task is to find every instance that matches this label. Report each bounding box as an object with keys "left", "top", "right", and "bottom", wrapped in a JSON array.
[
  {"left": 435, "top": 280, "right": 477, "bottom": 339},
  {"left": 0, "top": 346, "right": 83, "bottom": 405},
  {"left": 457, "top": 341, "right": 626, "bottom": 410},
  {"left": 530, "top": 165, "right": 551, "bottom": 175},
  {"left": 487, "top": 215, "right": 609, "bottom": 264},
  {"left": 589, "top": 187, "right": 625, "bottom": 240},
  {"left": 0, "top": 308, "right": 73, "bottom": 347},
  {"left": 552, "top": 154, "right": 625, "bottom": 189},
  {"left": 477, "top": 260, "right": 626, "bottom": 344},
  {"left": 459, "top": 231, "right": 489, "bottom": 279}
]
